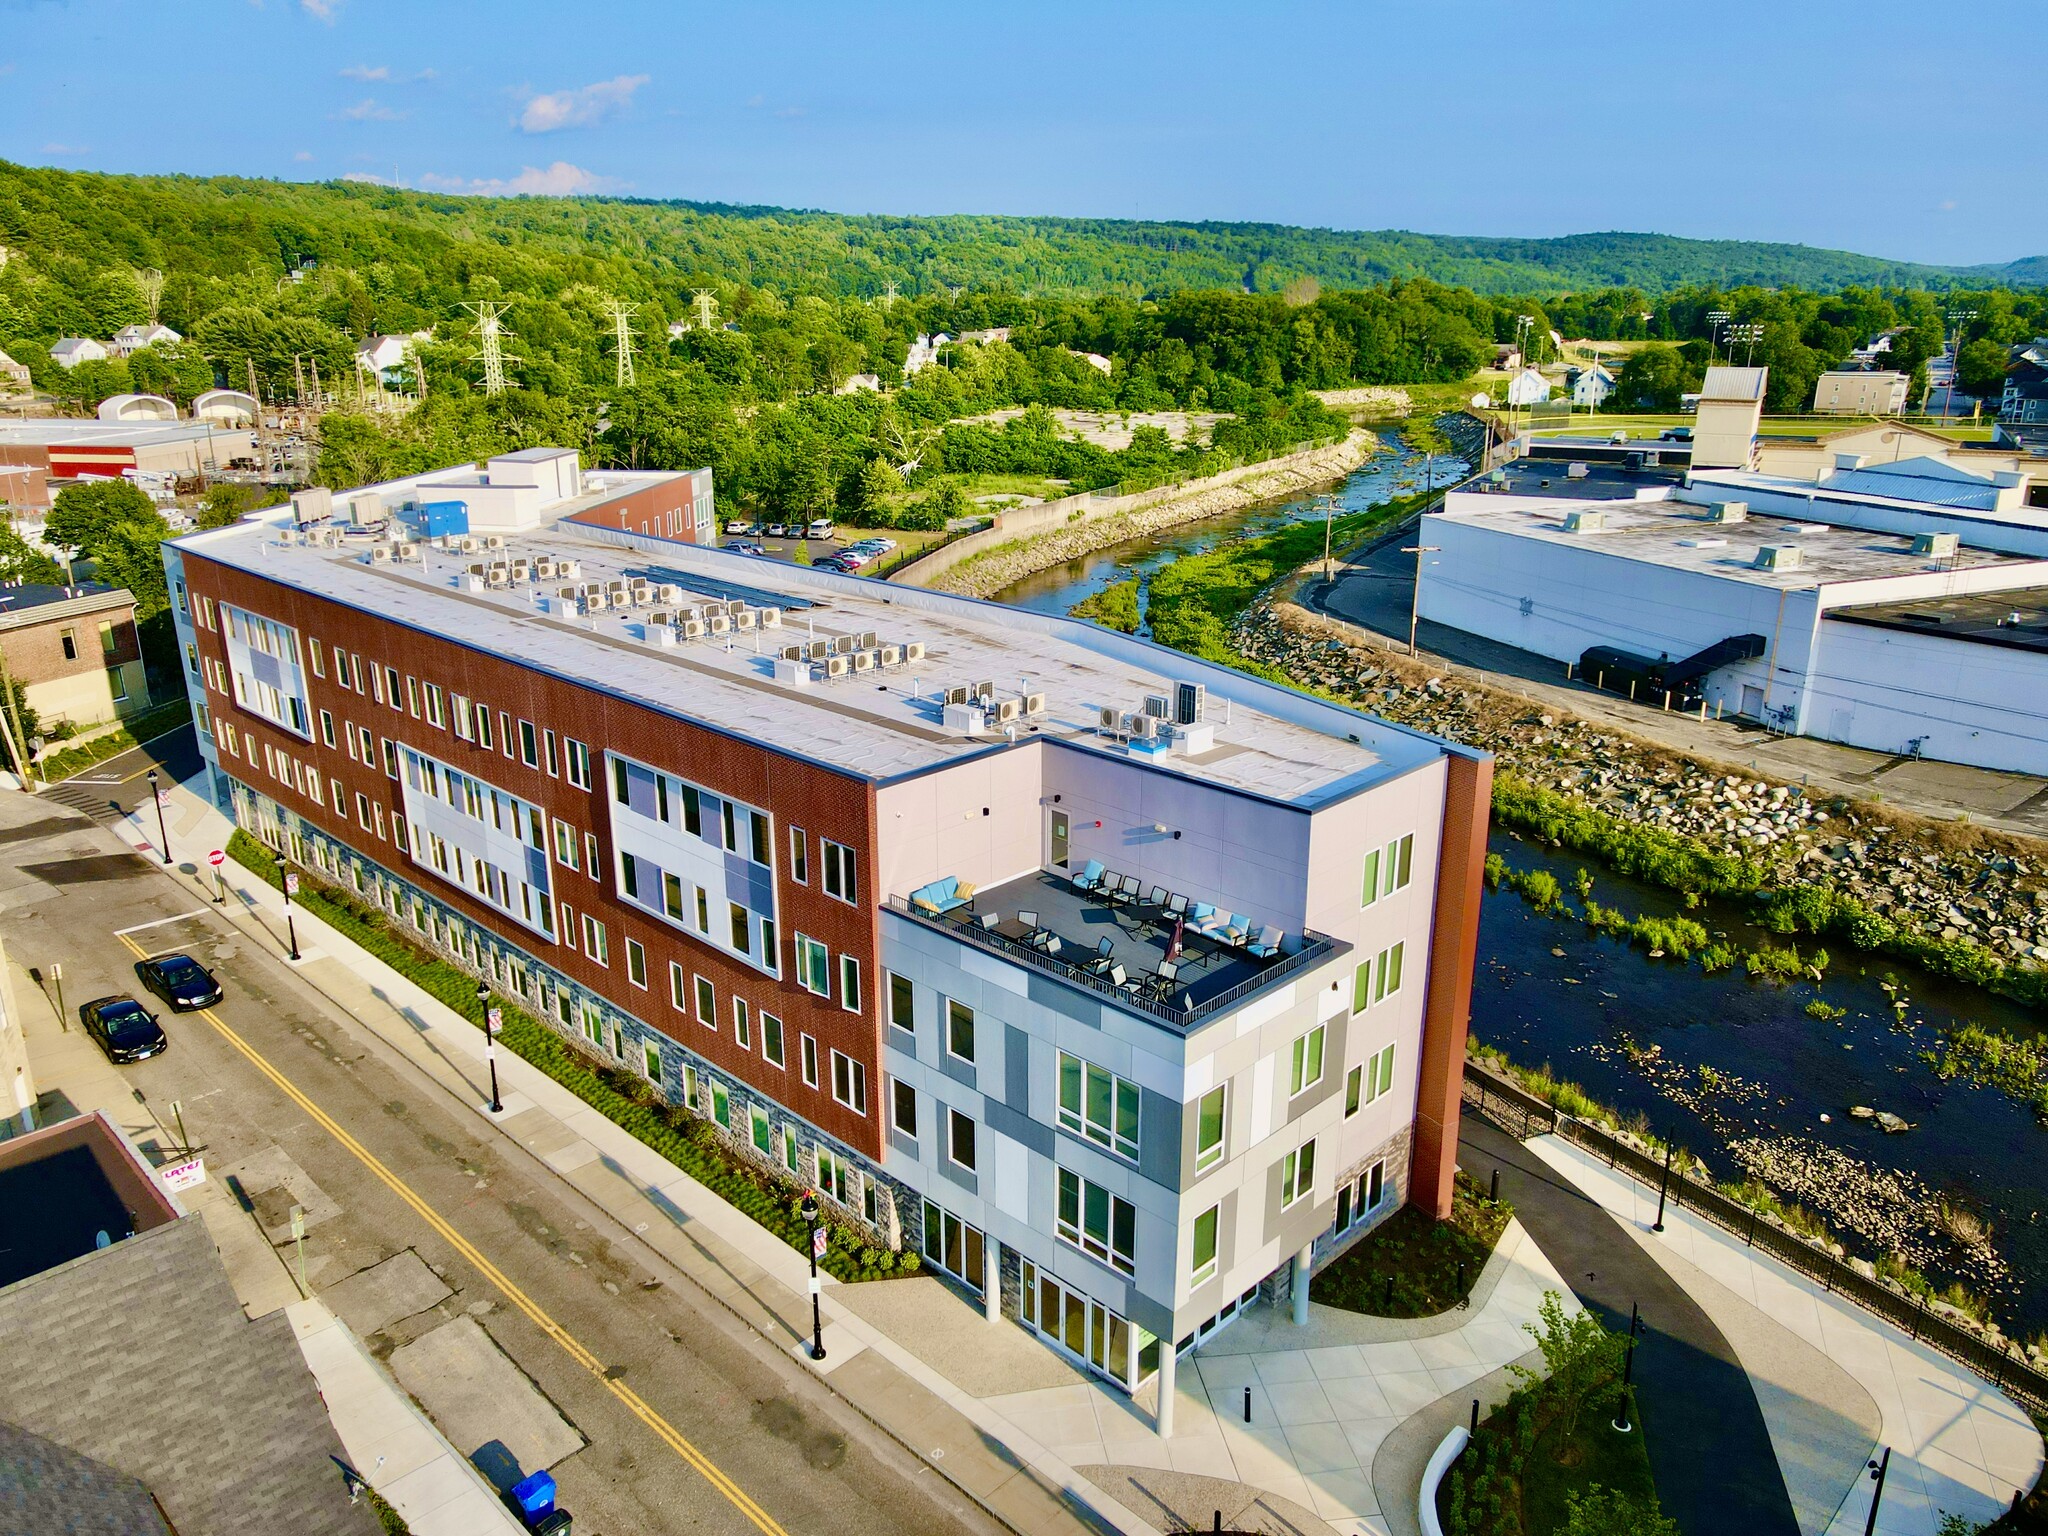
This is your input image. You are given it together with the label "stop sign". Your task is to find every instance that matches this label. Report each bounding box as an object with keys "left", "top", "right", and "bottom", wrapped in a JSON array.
[{"left": 207, "top": 848, "right": 226, "bottom": 868}]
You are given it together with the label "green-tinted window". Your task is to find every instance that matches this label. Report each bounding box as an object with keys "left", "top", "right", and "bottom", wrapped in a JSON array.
[
  {"left": 1194, "top": 1085, "right": 1226, "bottom": 1171},
  {"left": 1191, "top": 1205, "right": 1219, "bottom": 1284}
]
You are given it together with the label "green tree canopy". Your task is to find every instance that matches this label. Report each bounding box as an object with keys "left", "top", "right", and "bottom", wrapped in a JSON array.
[{"left": 45, "top": 479, "right": 160, "bottom": 559}]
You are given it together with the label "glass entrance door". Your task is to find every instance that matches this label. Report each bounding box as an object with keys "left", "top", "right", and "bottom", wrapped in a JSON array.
[
  {"left": 1019, "top": 1260, "right": 1155, "bottom": 1392},
  {"left": 1048, "top": 810, "right": 1070, "bottom": 870}
]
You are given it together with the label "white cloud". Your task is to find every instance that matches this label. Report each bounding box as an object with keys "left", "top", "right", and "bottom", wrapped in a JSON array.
[
  {"left": 337, "top": 97, "right": 404, "bottom": 122},
  {"left": 418, "top": 162, "right": 623, "bottom": 198},
  {"left": 294, "top": 149, "right": 315, "bottom": 162},
  {"left": 302, "top": 0, "right": 338, "bottom": 21},
  {"left": 341, "top": 64, "right": 388, "bottom": 81},
  {"left": 341, "top": 171, "right": 399, "bottom": 185},
  {"left": 516, "top": 74, "right": 648, "bottom": 134}
]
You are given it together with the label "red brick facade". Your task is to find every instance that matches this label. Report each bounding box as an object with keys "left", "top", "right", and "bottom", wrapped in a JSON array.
[
  {"left": 182, "top": 551, "right": 886, "bottom": 1158},
  {"left": 0, "top": 596, "right": 142, "bottom": 687}
]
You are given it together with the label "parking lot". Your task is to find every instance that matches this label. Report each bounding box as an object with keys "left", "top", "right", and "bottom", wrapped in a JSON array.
[{"left": 719, "top": 519, "right": 924, "bottom": 574}]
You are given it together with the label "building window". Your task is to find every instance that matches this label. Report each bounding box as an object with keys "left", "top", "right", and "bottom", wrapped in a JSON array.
[
  {"left": 947, "top": 1108, "right": 976, "bottom": 1171},
  {"left": 694, "top": 975, "right": 715, "bottom": 1028},
  {"left": 821, "top": 838, "right": 856, "bottom": 903},
  {"left": 543, "top": 729, "right": 559, "bottom": 777},
  {"left": 887, "top": 973, "right": 914, "bottom": 1034},
  {"left": 831, "top": 1051, "right": 867, "bottom": 1115},
  {"left": 892, "top": 1080, "right": 917, "bottom": 1140},
  {"left": 519, "top": 719, "right": 539, "bottom": 767},
  {"left": 564, "top": 737, "right": 591, "bottom": 790},
  {"left": 795, "top": 935, "right": 830, "bottom": 996},
  {"left": 1362, "top": 833, "right": 1415, "bottom": 907},
  {"left": 318, "top": 709, "right": 335, "bottom": 748},
  {"left": 1288, "top": 1024, "right": 1326, "bottom": 1097},
  {"left": 734, "top": 997, "right": 751, "bottom": 1050},
  {"left": 780, "top": 1125, "right": 800, "bottom": 1174},
  {"left": 60, "top": 627, "right": 77, "bottom": 661},
  {"left": 760, "top": 1012, "right": 785, "bottom": 1068},
  {"left": 669, "top": 961, "right": 688, "bottom": 1012},
  {"left": 1056, "top": 1169, "right": 1136, "bottom": 1275},
  {"left": 1056, "top": 1052, "right": 1139, "bottom": 1161},
  {"left": 838, "top": 954, "right": 861, "bottom": 1013},
  {"left": 946, "top": 1000, "right": 974, "bottom": 1063},
  {"left": 307, "top": 637, "right": 324, "bottom": 676},
  {"left": 711, "top": 1080, "right": 731, "bottom": 1130},
  {"left": 1362, "top": 1043, "right": 1396, "bottom": 1105},
  {"left": 642, "top": 1040, "right": 662, "bottom": 1082},
  {"left": 789, "top": 827, "right": 809, "bottom": 883},
  {"left": 748, "top": 810, "right": 770, "bottom": 866},
  {"left": 626, "top": 938, "right": 647, "bottom": 989},
  {"left": 1353, "top": 941, "right": 1406, "bottom": 1013},
  {"left": 1191, "top": 1205, "right": 1220, "bottom": 1286},
  {"left": 729, "top": 902, "right": 751, "bottom": 956},
  {"left": 582, "top": 914, "right": 607, "bottom": 965},
  {"left": 683, "top": 1063, "right": 699, "bottom": 1110},
  {"left": 1194, "top": 1084, "right": 1227, "bottom": 1172},
  {"left": 422, "top": 683, "right": 445, "bottom": 728},
  {"left": 1345, "top": 1064, "right": 1363, "bottom": 1117},
  {"left": 800, "top": 1034, "right": 819, "bottom": 1088},
  {"left": 584, "top": 832, "right": 599, "bottom": 876},
  {"left": 1280, "top": 1139, "right": 1317, "bottom": 1209},
  {"left": 750, "top": 1105, "right": 773, "bottom": 1156}
]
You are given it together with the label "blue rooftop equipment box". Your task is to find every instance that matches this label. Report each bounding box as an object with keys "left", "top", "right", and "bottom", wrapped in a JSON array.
[{"left": 416, "top": 499, "right": 470, "bottom": 538}]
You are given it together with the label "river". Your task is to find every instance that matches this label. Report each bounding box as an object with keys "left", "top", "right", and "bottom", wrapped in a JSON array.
[{"left": 991, "top": 434, "right": 2047, "bottom": 1338}]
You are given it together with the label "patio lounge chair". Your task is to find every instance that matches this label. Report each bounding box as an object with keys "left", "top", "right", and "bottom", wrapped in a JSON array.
[
  {"left": 1146, "top": 959, "right": 1180, "bottom": 998},
  {"left": 1166, "top": 892, "right": 1188, "bottom": 918},
  {"left": 976, "top": 911, "right": 1000, "bottom": 931},
  {"left": 1247, "top": 924, "right": 1284, "bottom": 959},
  {"left": 1098, "top": 871, "right": 1127, "bottom": 905},
  {"left": 1071, "top": 859, "right": 1106, "bottom": 893},
  {"left": 1118, "top": 874, "right": 1142, "bottom": 904},
  {"left": 1186, "top": 901, "right": 1217, "bottom": 932},
  {"left": 909, "top": 876, "right": 975, "bottom": 916}
]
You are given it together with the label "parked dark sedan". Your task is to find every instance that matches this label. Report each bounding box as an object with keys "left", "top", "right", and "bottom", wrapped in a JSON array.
[
  {"left": 136, "top": 952, "right": 224, "bottom": 1011},
  {"left": 78, "top": 996, "right": 169, "bottom": 1064}
]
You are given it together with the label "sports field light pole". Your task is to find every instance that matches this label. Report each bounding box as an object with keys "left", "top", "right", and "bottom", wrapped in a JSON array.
[
  {"left": 480, "top": 986, "right": 503, "bottom": 1114},
  {"left": 801, "top": 1190, "right": 827, "bottom": 1361},
  {"left": 146, "top": 769, "right": 171, "bottom": 865},
  {"left": 274, "top": 851, "right": 301, "bottom": 961},
  {"left": 1944, "top": 309, "right": 1976, "bottom": 419},
  {"left": 1402, "top": 546, "right": 1440, "bottom": 656}
]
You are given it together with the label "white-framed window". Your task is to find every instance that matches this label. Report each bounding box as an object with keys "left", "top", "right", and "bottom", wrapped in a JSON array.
[
  {"left": 669, "top": 960, "right": 688, "bottom": 1013},
  {"left": 1056, "top": 1168, "right": 1136, "bottom": 1275},
  {"left": 760, "top": 1012, "right": 785, "bottom": 1068},
  {"left": 838, "top": 954, "right": 861, "bottom": 1013},
  {"left": 1194, "top": 1084, "right": 1227, "bottom": 1173},
  {"left": 1361, "top": 832, "right": 1415, "bottom": 907},
  {"left": 780, "top": 1124, "right": 800, "bottom": 1174},
  {"left": 1352, "top": 940, "right": 1406, "bottom": 1013},
  {"left": 831, "top": 1050, "right": 867, "bottom": 1115},
  {"left": 318, "top": 709, "right": 335, "bottom": 748},
  {"left": 750, "top": 1104, "right": 774, "bottom": 1156},
  {"left": 519, "top": 719, "right": 539, "bottom": 767},
  {"left": 1280, "top": 1139, "right": 1317, "bottom": 1209},
  {"left": 821, "top": 838, "right": 856, "bottom": 903},
  {"left": 733, "top": 997, "right": 751, "bottom": 1050},
  {"left": 694, "top": 974, "right": 715, "bottom": 1029},
  {"left": 553, "top": 819, "right": 579, "bottom": 870},
  {"left": 800, "top": 1034, "right": 819, "bottom": 1088},
  {"left": 1191, "top": 1204, "right": 1220, "bottom": 1286},
  {"left": 887, "top": 972, "right": 914, "bottom": 1035},
  {"left": 1288, "top": 1024, "right": 1326, "bottom": 1097},
  {"left": 789, "top": 827, "right": 809, "bottom": 884},
  {"left": 422, "top": 682, "right": 445, "bottom": 728},
  {"left": 626, "top": 938, "right": 647, "bottom": 989},
  {"left": 946, "top": 999, "right": 974, "bottom": 1063},
  {"left": 683, "top": 1063, "right": 699, "bottom": 1111},
  {"left": 1362, "top": 1043, "right": 1395, "bottom": 1105},
  {"left": 564, "top": 736, "right": 592, "bottom": 790},
  {"left": 1056, "top": 1052, "right": 1139, "bottom": 1161},
  {"left": 642, "top": 1039, "right": 662, "bottom": 1082},
  {"left": 946, "top": 1108, "right": 976, "bottom": 1171},
  {"left": 795, "top": 935, "right": 830, "bottom": 996},
  {"left": 307, "top": 637, "right": 324, "bottom": 676},
  {"left": 891, "top": 1079, "right": 917, "bottom": 1140},
  {"left": 582, "top": 914, "right": 607, "bottom": 965}
]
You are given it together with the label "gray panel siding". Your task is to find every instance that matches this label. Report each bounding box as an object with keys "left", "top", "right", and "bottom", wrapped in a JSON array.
[
  {"left": 1137, "top": 1088, "right": 1181, "bottom": 1187},
  {"left": 1026, "top": 972, "right": 1105, "bottom": 1026},
  {"left": 985, "top": 1097, "right": 1054, "bottom": 1158},
  {"left": 1283, "top": 1011, "right": 1348, "bottom": 1127},
  {"left": 1006, "top": 1025, "right": 1031, "bottom": 1110}
]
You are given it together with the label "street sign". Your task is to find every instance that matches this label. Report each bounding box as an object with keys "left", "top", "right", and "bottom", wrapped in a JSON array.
[
  {"left": 207, "top": 848, "right": 226, "bottom": 868},
  {"left": 812, "top": 1228, "right": 827, "bottom": 1259},
  {"left": 284, "top": 872, "right": 300, "bottom": 896},
  {"left": 808, "top": 1274, "right": 822, "bottom": 1296},
  {"left": 159, "top": 1156, "right": 206, "bottom": 1192}
]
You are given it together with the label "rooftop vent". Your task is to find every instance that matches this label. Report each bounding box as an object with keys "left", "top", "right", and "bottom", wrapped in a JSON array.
[
  {"left": 1707, "top": 500, "right": 1748, "bottom": 523},
  {"left": 1754, "top": 544, "right": 1804, "bottom": 571},
  {"left": 1562, "top": 509, "right": 1607, "bottom": 533},
  {"left": 1911, "top": 532, "right": 1960, "bottom": 558}
]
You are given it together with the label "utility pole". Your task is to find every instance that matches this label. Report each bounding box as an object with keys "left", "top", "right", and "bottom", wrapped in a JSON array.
[
  {"left": 1402, "top": 546, "right": 1440, "bottom": 655},
  {"left": 0, "top": 642, "right": 37, "bottom": 793}
]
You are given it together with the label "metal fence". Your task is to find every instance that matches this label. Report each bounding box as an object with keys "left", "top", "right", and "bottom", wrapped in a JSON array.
[{"left": 1461, "top": 1057, "right": 2048, "bottom": 1412}]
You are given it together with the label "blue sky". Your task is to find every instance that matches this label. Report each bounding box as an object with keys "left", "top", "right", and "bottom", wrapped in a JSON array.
[{"left": 2, "top": 0, "right": 2040, "bottom": 267}]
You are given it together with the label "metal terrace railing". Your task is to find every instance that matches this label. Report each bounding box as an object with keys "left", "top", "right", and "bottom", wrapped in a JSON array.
[
  {"left": 884, "top": 896, "right": 1344, "bottom": 1030},
  {"left": 1462, "top": 1056, "right": 2048, "bottom": 1413}
]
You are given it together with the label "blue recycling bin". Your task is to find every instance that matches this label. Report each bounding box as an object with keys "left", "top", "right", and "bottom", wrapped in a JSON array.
[{"left": 511, "top": 1469, "right": 557, "bottom": 1522}]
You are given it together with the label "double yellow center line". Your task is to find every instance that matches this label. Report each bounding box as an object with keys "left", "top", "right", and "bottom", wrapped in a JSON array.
[{"left": 116, "top": 931, "right": 789, "bottom": 1536}]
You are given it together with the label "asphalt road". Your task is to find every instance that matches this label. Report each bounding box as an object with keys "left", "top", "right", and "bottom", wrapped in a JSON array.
[
  {"left": 1457, "top": 1118, "right": 1800, "bottom": 1536},
  {"left": 0, "top": 785, "right": 1002, "bottom": 1536}
]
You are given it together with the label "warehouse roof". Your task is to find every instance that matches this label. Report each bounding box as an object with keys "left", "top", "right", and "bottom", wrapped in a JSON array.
[
  {"left": 1830, "top": 590, "right": 2048, "bottom": 656},
  {"left": 1428, "top": 493, "right": 2042, "bottom": 590},
  {"left": 177, "top": 501, "right": 1453, "bottom": 808}
]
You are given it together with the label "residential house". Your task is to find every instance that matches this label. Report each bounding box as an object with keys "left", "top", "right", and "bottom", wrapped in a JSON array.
[{"left": 47, "top": 339, "right": 107, "bottom": 369}]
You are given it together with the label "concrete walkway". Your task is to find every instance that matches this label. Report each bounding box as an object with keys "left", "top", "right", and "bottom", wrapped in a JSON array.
[{"left": 1527, "top": 1133, "right": 2043, "bottom": 1535}]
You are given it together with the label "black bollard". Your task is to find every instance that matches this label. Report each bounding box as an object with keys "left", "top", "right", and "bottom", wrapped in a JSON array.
[
  {"left": 1470, "top": 1398, "right": 1479, "bottom": 1435},
  {"left": 1489, "top": 1167, "right": 1500, "bottom": 1203},
  {"left": 1243, "top": 1385, "right": 1252, "bottom": 1423}
]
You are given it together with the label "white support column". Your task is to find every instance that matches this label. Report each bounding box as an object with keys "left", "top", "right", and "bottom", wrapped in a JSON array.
[
  {"left": 1291, "top": 1243, "right": 1314, "bottom": 1326},
  {"left": 1154, "top": 1343, "right": 1176, "bottom": 1438},
  {"left": 983, "top": 1238, "right": 1000, "bottom": 1323}
]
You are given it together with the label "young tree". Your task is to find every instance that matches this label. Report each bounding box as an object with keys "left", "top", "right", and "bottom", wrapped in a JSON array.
[
  {"left": 1955, "top": 339, "right": 2011, "bottom": 401},
  {"left": 855, "top": 455, "right": 898, "bottom": 514},
  {"left": 0, "top": 523, "right": 64, "bottom": 586},
  {"left": 1511, "top": 1290, "right": 1623, "bottom": 1447},
  {"left": 1560, "top": 1486, "right": 1680, "bottom": 1536},
  {"left": 45, "top": 480, "right": 162, "bottom": 560}
]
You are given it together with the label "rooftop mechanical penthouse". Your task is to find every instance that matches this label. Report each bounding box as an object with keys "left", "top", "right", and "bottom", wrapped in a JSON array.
[{"left": 164, "top": 449, "right": 1491, "bottom": 1421}]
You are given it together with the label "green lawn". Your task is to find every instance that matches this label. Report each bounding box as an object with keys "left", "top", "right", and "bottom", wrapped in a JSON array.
[
  {"left": 1520, "top": 1407, "right": 1658, "bottom": 1535},
  {"left": 1440, "top": 1383, "right": 1662, "bottom": 1536},
  {"left": 39, "top": 698, "right": 193, "bottom": 783}
]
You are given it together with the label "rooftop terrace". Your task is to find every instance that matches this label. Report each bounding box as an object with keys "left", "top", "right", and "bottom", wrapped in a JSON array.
[{"left": 178, "top": 507, "right": 1447, "bottom": 806}]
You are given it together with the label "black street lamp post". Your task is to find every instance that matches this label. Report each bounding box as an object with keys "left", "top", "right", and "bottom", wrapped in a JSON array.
[
  {"left": 1613, "top": 1302, "right": 1642, "bottom": 1432},
  {"left": 146, "top": 769, "right": 171, "bottom": 865},
  {"left": 1863, "top": 1447, "right": 1891, "bottom": 1536},
  {"left": 480, "top": 985, "right": 502, "bottom": 1114},
  {"left": 275, "top": 852, "right": 301, "bottom": 961},
  {"left": 800, "top": 1190, "right": 826, "bottom": 1361},
  {"left": 1652, "top": 1144, "right": 1673, "bottom": 1233}
]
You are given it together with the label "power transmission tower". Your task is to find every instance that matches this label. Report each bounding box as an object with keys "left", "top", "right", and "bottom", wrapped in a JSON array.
[
  {"left": 461, "top": 300, "right": 519, "bottom": 394},
  {"left": 879, "top": 279, "right": 900, "bottom": 307},
  {"left": 691, "top": 288, "right": 718, "bottom": 331},
  {"left": 603, "top": 298, "right": 639, "bottom": 388}
]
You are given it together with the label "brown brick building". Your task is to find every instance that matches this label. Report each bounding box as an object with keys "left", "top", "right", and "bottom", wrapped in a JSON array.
[{"left": 0, "top": 583, "right": 149, "bottom": 734}]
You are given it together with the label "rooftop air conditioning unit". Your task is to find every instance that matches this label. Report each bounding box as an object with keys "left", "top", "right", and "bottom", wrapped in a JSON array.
[
  {"left": 397, "top": 543, "right": 420, "bottom": 562},
  {"left": 1143, "top": 693, "right": 1170, "bottom": 720},
  {"left": 945, "top": 684, "right": 970, "bottom": 706},
  {"left": 1024, "top": 691, "right": 1046, "bottom": 716},
  {"left": 485, "top": 535, "right": 507, "bottom": 549},
  {"left": 657, "top": 583, "right": 682, "bottom": 603},
  {"left": 707, "top": 613, "right": 730, "bottom": 635},
  {"left": 806, "top": 640, "right": 831, "bottom": 662},
  {"left": 679, "top": 618, "right": 704, "bottom": 640},
  {"left": 1128, "top": 713, "right": 1157, "bottom": 740},
  {"left": 994, "top": 696, "right": 1022, "bottom": 724},
  {"left": 880, "top": 644, "right": 903, "bottom": 667},
  {"left": 459, "top": 536, "right": 481, "bottom": 554},
  {"left": 727, "top": 600, "right": 748, "bottom": 618},
  {"left": 586, "top": 592, "right": 610, "bottom": 611},
  {"left": 1561, "top": 509, "right": 1606, "bottom": 533},
  {"left": 826, "top": 653, "right": 851, "bottom": 678},
  {"left": 759, "top": 607, "right": 783, "bottom": 629},
  {"left": 833, "top": 634, "right": 857, "bottom": 655},
  {"left": 1709, "top": 501, "right": 1749, "bottom": 523},
  {"left": 1174, "top": 680, "right": 1205, "bottom": 725},
  {"left": 649, "top": 610, "right": 672, "bottom": 626},
  {"left": 781, "top": 643, "right": 804, "bottom": 661},
  {"left": 367, "top": 546, "right": 392, "bottom": 564},
  {"left": 1754, "top": 544, "right": 1804, "bottom": 571},
  {"left": 558, "top": 559, "right": 581, "bottom": 579},
  {"left": 975, "top": 679, "right": 995, "bottom": 703},
  {"left": 851, "top": 649, "right": 875, "bottom": 673},
  {"left": 1098, "top": 705, "right": 1121, "bottom": 734},
  {"left": 1911, "top": 532, "right": 1960, "bottom": 558},
  {"left": 903, "top": 640, "right": 924, "bottom": 662},
  {"left": 732, "top": 610, "right": 756, "bottom": 632},
  {"left": 859, "top": 630, "right": 878, "bottom": 649},
  {"left": 533, "top": 557, "right": 555, "bottom": 578}
]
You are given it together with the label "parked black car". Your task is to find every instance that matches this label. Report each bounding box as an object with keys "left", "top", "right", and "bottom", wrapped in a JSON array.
[
  {"left": 78, "top": 996, "right": 169, "bottom": 1064},
  {"left": 136, "top": 952, "right": 224, "bottom": 1011}
]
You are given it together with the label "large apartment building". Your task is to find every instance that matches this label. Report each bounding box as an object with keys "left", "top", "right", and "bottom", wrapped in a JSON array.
[{"left": 164, "top": 449, "right": 1489, "bottom": 1426}]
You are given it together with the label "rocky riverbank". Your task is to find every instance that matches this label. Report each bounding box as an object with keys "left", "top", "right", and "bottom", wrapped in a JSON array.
[
  {"left": 928, "top": 430, "right": 1376, "bottom": 598},
  {"left": 1232, "top": 596, "right": 2048, "bottom": 990}
]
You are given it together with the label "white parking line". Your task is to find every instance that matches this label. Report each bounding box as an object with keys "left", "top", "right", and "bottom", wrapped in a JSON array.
[{"left": 113, "top": 909, "right": 211, "bottom": 936}]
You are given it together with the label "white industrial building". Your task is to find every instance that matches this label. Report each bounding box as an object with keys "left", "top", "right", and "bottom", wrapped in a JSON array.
[
  {"left": 1691, "top": 455, "right": 2048, "bottom": 557},
  {"left": 1414, "top": 487, "right": 2048, "bottom": 773}
]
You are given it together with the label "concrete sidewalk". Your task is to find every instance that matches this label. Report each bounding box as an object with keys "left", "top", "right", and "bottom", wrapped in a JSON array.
[{"left": 1528, "top": 1134, "right": 2043, "bottom": 1536}]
